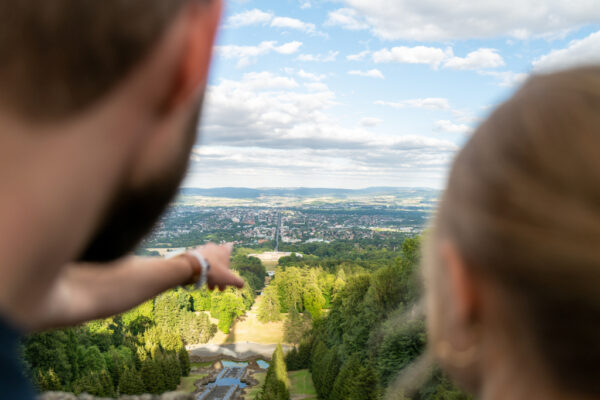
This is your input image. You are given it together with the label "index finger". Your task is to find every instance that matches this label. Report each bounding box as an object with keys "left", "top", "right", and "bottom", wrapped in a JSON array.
[{"left": 226, "top": 271, "right": 245, "bottom": 289}]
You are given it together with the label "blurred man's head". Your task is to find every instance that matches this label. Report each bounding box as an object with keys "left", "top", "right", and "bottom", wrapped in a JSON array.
[{"left": 0, "top": 0, "right": 221, "bottom": 262}]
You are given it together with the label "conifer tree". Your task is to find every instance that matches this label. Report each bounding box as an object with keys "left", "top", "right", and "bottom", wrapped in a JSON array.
[
  {"left": 260, "top": 344, "right": 290, "bottom": 400},
  {"left": 99, "top": 369, "right": 116, "bottom": 397},
  {"left": 35, "top": 368, "right": 62, "bottom": 392},
  {"left": 178, "top": 346, "right": 191, "bottom": 377},
  {"left": 141, "top": 358, "right": 164, "bottom": 394},
  {"left": 117, "top": 367, "right": 145, "bottom": 395},
  {"left": 258, "top": 285, "right": 281, "bottom": 323}
]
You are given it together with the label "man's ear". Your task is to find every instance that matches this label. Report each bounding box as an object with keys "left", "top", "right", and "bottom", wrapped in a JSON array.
[
  {"left": 170, "top": 0, "right": 222, "bottom": 109},
  {"left": 440, "top": 240, "right": 481, "bottom": 326}
]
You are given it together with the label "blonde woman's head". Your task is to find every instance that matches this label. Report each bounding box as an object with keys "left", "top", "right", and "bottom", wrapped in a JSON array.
[{"left": 425, "top": 67, "right": 600, "bottom": 399}]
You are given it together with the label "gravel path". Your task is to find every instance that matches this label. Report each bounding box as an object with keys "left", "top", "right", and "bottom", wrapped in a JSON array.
[{"left": 187, "top": 342, "right": 292, "bottom": 361}]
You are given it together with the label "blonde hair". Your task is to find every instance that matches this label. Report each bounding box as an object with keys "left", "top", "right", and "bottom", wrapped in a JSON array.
[{"left": 437, "top": 67, "right": 600, "bottom": 395}]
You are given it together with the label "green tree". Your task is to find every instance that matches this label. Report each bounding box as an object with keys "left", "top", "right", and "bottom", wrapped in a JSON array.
[
  {"left": 99, "top": 369, "right": 116, "bottom": 397},
  {"left": 259, "top": 285, "right": 282, "bottom": 323},
  {"left": 117, "top": 367, "right": 145, "bottom": 395},
  {"left": 141, "top": 358, "right": 164, "bottom": 394},
  {"left": 260, "top": 344, "right": 290, "bottom": 400},
  {"left": 80, "top": 345, "right": 106, "bottom": 374},
  {"left": 190, "top": 288, "right": 212, "bottom": 311},
  {"left": 369, "top": 266, "right": 403, "bottom": 315},
  {"left": 178, "top": 346, "right": 191, "bottom": 377},
  {"left": 283, "top": 308, "right": 311, "bottom": 344},
  {"left": 232, "top": 255, "right": 267, "bottom": 291},
  {"left": 349, "top": 361, "right": 378, "bottom": 400},
  {"left": 211, "top": 291, "right": 246, "bottom": 333},
  {"left": 311, "top": 341, "right": 340, "bottom": 399},
  {"left": 73, "top": 371, "right": 104, "bottom": 396},
  {"left": 329, "top": 355, "right": 360, "bottom": 400},
  {"left": 376, "top": 319, "right": 427, "bottom": 387},
  {"left": 302, "top": 283, "right": 326, "bottom": 320},
  {"left": 35, "top": 368, "right": 62, "bottom": 392},
  {"left": 154, "top": 289, "right": 193, "bottom": 329},
  {"left": 275, "top": 268, "right": 303, "bottom": 313},
  {"left": 179, "top": 311, "right": 217, "bottom": 345}
]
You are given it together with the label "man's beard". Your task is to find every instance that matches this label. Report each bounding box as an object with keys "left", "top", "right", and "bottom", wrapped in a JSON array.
[{"left": 77, "top": 102, "right": 202, "bottom": 263}]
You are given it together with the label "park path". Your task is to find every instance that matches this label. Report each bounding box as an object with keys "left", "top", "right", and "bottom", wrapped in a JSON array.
[{"left": 188, "top": 342, "right": 292, "bottom": 361}]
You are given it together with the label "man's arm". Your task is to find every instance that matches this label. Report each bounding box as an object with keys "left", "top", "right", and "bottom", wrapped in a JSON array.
[{"left": 32, "top": 243, "right": 244, "bottom": 331}]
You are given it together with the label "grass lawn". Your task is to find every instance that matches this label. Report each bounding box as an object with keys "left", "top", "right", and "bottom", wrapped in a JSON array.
[
  {"left": 289, "top": 369, "right": 317, "bottom": 399},
  {"left": 191, "top": 361, "right": 214, "bottom": 369},
  {"left": 262, "top": 260, "right": 279, "bottom": 271},
  {"left": 178, "top": 373, "right": 208, "bottom": 393},
  {"left": 245, "top": 372, "right": 266, "bottom": 399},
  {"left": 209, "top": 295, "right": 285, "bottom": 345}
]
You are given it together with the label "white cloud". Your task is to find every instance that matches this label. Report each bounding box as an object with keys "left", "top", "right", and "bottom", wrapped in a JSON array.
[
  {"left": 443, "top": 48, "right": 505, "bottom": 70},
  {"left": 197, "top": 69, "right": 457, "bottom": 194},
  {"left": 271, "top": 17, "right": 316, "bottom": 33},
  {"left": 187, "top": 142, "right": 455, "bottom": 188},
  {"left": 338, "top": 1, "right": 600, "bottom": 41},
  {"left": 373, "top": 46, "right": 505, "bottom": 71},
  {"left": 349, "top": 69, "right": 385, "bottom": 79},
  {"left": 199, "top": 73, "right": 458, "bottom": 182},
  {"left": 240, "top": 72, "right": 299, "bottom": 90},
  {"left": 276, "top": 42, "right": 304, "bottom": 54},
  {"left": 226, "top": 9, "right": 322, "bottom": 36},
  {"left": 305, "top": 82, "right": 330, "bottom": 92},
  {"left": 299, "top": 1, "right": 311, "bottom": 9},
  {"left": 297, "top": 51, "right": 340, "bottom": 62},
  {"left": 326, "top": 8, "right": 369, "bottom": 31},
  {"left": 376, "top": 98, "right": 451, "bottom": 110},
  {"left": 480, "top": 70, "right": 529, "bottom": 87},
  {"left": 533, "top": 30, "right": 600, "bottom": 72},
  {"left": 217, "top": 41, "right": 303, "bottom": 68},
  {"left": 360, "top": 117, "right": 383, "bottom": 127},
  {"left": 226, "top": 9, "right": 273, "bottom": 28},
  {"left": 435, "top": 120, "right": 472, "bottom": 134},
  {"left": 298, "top": 70, "right": 327, "bottom": 81},
  {"left": 347, "top": 50, "right": 370, "bottom": 61},
  {"left": 373, "top": 46, "right": 452, "bottom": 69}
]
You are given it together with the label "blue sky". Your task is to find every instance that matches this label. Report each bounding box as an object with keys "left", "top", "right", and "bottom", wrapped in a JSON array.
[{"left": 184, "top": 0, "right": 600, "bottom": 189}]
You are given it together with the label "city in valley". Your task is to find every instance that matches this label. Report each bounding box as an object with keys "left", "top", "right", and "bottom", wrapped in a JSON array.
[{"left": 141, "top": 187, "right": 438, "bottom": 254}]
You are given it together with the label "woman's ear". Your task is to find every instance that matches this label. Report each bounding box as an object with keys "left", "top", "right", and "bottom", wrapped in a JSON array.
[
  {"left": 440, "top": 240, "right": 481, "bottom": 326},
  {"left": 170, "top": 0, "right": 223, "bottom": 109}
]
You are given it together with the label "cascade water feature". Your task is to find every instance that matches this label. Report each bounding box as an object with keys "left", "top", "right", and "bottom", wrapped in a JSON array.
[{"left": 196, "top": 360, "right": 269, "bottom": 400}]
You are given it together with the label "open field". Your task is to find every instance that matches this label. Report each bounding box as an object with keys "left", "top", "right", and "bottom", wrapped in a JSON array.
[
  {"left": 290, "top": 370, "right": 317, "bottom": 400},
  {"left": 248, "top": 252, "right": 291, "bottom": 271},
  {"left": 191, "top": 361, "right": 214, "bottom": 369},
  {"left": 178, "top": 373, "right": 208, "bottom": 393},
  {"left": 207, "top": 295, "right": 286, "bottom": 345},
  {"left": 262, "top": 259, "right": 279, "bottom": 271},
  {"left": 175, "top": 187, "right": 439, "bottom": 210}
]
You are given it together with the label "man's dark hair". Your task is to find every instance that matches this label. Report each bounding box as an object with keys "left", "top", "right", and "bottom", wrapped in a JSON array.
[{"left": 0, "top": 0, "right": 195, "bottom": 120}]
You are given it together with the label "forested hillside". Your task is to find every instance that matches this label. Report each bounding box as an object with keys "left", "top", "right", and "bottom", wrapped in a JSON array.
[
  {"left": 24, "top": 239, "right": 469, "bottom": 399},
  {"left": 274, "top": 238, "right": 470, "bottom": 400},
  {"left": 22, "top": 256, "right": 264, "bottom": 396}
]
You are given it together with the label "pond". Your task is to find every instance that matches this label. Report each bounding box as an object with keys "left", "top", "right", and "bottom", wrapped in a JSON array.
[
  {"left": 257, "top": 360, "right": 269, "bottom": 369},
  {"left": 222, "top": 361, "right": 248, "bottom": 368}
]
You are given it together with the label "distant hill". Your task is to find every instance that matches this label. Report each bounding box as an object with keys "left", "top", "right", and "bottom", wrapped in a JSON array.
[{"left": 179, "top": 187, "right": 439, "bottom": 199}]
